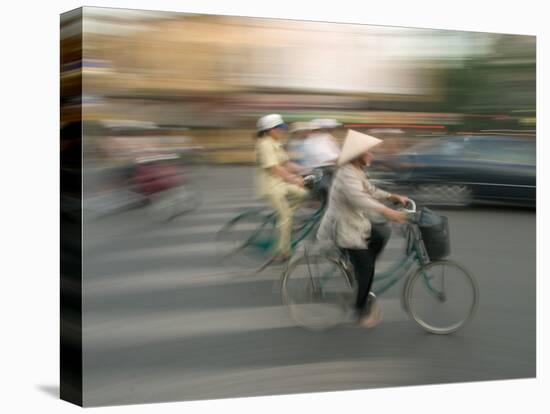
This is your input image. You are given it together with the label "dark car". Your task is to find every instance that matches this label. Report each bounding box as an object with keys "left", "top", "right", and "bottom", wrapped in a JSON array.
[{"left": 370, "top": 135, "right": 536, "bottom": 208}]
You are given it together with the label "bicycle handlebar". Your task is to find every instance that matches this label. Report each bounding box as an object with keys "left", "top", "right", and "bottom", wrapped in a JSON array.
[
  {"left": 403, "top": 199, "right": 416, "bottom": 214},
  {"left": 302, "top": 168, "right": 325, "bottom": 187},
  {"left": 304, "top": 174, "right": 320, "bottom": 186}
]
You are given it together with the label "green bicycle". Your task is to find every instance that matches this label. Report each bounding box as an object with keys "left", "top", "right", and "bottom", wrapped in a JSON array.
[
  {"left": 216, "top": 171, "right": 327, "bottom": 270},
  {"left": 281, "top": 199, "right": 479, "bottom": 334}
]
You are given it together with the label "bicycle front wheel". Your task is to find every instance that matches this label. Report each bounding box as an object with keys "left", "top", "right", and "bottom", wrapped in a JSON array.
[
  {"left": 404, "top": 259, "right": 479, "bottom": 334},
  {"left": 282, "top": 252, "right": 356, "bottom": 331}
]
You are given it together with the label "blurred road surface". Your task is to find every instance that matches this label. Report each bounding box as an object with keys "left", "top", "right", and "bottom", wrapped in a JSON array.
[{"left": 82, "top": 166, "right": 535, "bottom": 407}]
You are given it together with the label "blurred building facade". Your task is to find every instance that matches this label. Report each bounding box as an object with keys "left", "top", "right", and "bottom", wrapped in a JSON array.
[{"left": 61, "top": 8, "right": 536, "bottom": 163}]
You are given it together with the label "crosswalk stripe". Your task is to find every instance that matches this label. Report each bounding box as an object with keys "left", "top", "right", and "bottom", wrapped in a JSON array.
[
  {"left": 85, "top": 249, "right": 406, "bottom": 297},
  {"left": 84, "top": 267, "right": 260, "bottom": 295},
  {"left": 88, "top": 237, "right": 405, "bottom": 263},
  {"left": 84, "top": 299, "right": 405, "bottom": 349},
  {"left": 197, "top": 202, "right": 264, "bottom": 211},
  {"left": 177, "top": 210, "right": 242, "bottom": 220},
  {"left": 144, "top": 223, "right": 259, "bottom": 237}
]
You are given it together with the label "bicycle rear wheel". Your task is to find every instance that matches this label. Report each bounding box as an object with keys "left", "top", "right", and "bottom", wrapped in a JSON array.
[
  {"left": 216, "top": 209, "right": 277, "bottom": 268},
  {"left": 404, "top": 259, "right": 479, "bottom": 334},
  {"left": 281, "top": 252, "right": 356, "bottom": 331},
  {"left": 147, "top": 185, "right": 201, "bottom": 222},
  {"left": 147, "top": 190, "right": 179, "bottom": 222},
  {"left": 168, "top": 185, "right": 202, "bottom": 219}
]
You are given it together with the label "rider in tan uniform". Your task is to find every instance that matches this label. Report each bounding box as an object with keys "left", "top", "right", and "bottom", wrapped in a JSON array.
[{"left": 256, "top": 114, "right": 309, "bottom": 261}]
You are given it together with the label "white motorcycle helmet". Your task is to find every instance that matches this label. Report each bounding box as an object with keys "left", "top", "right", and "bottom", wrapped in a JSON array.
[{"left": 256, "top": 114, "right": 288, "bottom": 137}]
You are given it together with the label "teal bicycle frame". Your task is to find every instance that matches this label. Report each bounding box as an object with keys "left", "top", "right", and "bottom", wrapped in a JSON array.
[
  {"left": 227, "top": 199, "right": 327, "bottom": 258},
  {"left": 372, "top": 222, "right": 445, "bottom": 300},
  {"left": 221, "top": 167, "right": 332, "bottom": 261},
  {"left": 315, "top": 221, "right": 443, "bottom": 301}
]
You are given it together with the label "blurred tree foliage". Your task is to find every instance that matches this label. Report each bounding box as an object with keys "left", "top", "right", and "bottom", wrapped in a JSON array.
[{"left": 441, "top": 34, "right": 535, "bottom": 132}]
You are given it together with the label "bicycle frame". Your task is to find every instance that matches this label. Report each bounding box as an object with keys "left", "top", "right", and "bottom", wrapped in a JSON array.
[
  {"left": 224, "top": 208, "right": 276, "bottom": 255},
  {"left": 281, "top": 199, "right": 478, "bottom": 333},
  {"left": 290, "top": 201, "right": 327, "bottom": 248},
  {"left": 371, "top": 251, "right": 418, "bottom": 296},
  {"left": 318, "top": 222, "right": 443, "bottom": 301},
  {"left": 234, "top": 199, "right": 327, "bottom": 256},
  {"left": 222, "top": 167, "right": 329, "bottom": 260}
]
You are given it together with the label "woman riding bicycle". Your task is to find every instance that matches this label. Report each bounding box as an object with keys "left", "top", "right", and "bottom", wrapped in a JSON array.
[
  {"left": 316, "top": 130, "right": 409, "bottom": 328},
  {"left": 255, "top": 114, "right": 309, "bottom": 262}
]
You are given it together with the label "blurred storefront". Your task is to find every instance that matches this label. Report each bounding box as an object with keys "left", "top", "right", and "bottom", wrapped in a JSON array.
[{"left": 63, "top": 9, "right": 535, "bottom": 164}]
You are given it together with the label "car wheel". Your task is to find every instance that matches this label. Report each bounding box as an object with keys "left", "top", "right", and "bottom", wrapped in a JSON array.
[{"left": 414, "top": 184, "right": 473, "bottom": 207}]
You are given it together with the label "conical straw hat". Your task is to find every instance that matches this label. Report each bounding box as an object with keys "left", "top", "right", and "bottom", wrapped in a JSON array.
[{"left": 337, "top": 129, "right": 383, "bottom": 166}]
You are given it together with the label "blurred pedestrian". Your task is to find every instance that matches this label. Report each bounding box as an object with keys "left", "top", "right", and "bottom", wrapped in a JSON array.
[
  {"left": 287, "top": 121, "right": 314, "bottom": 166},
  {"left": 256, "top": 114, "right": 309, "bottom": 261},
  {"left": 302, "top": 118, "right": 342, "bottom": 169},
  {"left": 301, "top": 118, "right": 342, "bottom": 203},
  {"left": 316, "top": 130, "right": 409, "bottom": 328}
]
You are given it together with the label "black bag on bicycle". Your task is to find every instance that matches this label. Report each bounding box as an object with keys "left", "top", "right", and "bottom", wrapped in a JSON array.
[{"left": 417, "top": 207, "right": 450, "bottom": 260}]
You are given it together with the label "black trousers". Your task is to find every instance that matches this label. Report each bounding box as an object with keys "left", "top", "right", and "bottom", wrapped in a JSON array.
[{"left": 345, "top": 223, "right": 392, "bottom": 314}]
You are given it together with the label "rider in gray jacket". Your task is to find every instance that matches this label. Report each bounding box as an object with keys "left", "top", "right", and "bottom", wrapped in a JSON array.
[{"left": 317, "top": 130, "right": 409, "bottom": 328}]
